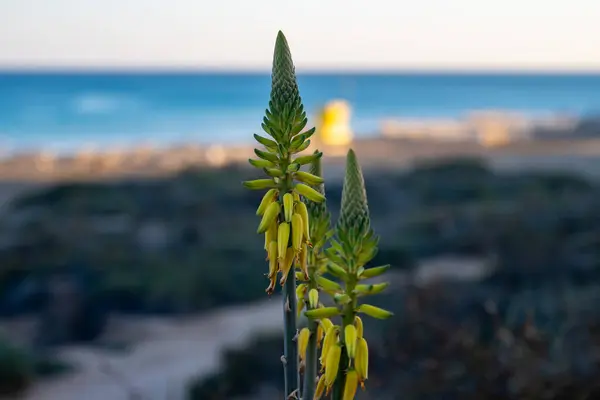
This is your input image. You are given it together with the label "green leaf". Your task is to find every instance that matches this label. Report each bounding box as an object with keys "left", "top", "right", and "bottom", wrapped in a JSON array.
[
  {"left": 254, "top": 148, "right": 279, "bottom": 163},
  {"left": 326, "top": 263, "right": 349, "bottom": 280},
  {"left": 329, "top": 239, "right": 345, "bottom": 254},
  {"left": 253, "top": 133, "right": 278, "bottom": 148},
  {"left": 291, "top": 117, "right": 308, "bottom": 136},
  {"left": 354, "top": 282, "right": 389, "bottom": 296},
  {"left": 293, "top": 139, "right": 311, "bottom": 153},
  {"left": 358, "top": 264, "right": 390, "bottom": 279},
  {"left": 360, "top": 248, "right": 377, "bottom": 266},
  {"left": 333, "top": 293, "right": 351, "bottom": 305},
  {"left": 325, "top": 247, "right": 345, "bottom": 265},
  {"left": 316, "top": 276, "right": 343, "bottom": 293}
]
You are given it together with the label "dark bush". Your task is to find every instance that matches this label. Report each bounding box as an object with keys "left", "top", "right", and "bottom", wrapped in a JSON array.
[{"left": 0, "top": 338, "right": 33, "bottom": 396}]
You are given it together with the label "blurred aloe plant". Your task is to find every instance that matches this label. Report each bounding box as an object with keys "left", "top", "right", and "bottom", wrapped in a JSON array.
[{"left": 244, "top": 31, "right": 392, "bottom": 400}]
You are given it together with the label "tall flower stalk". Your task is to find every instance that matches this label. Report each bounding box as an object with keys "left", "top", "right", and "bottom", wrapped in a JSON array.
[
  {"left": 244, "top": 30, "right": 392, "bottom": 400},
  {"left": 305, "top": 149, "right": 393, "bottom": 400},
  {"left": 243, "top": 31, "right": 325, "bottom": 399}
]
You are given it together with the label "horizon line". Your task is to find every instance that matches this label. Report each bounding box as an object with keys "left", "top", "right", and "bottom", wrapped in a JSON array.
[{"left": 1, "top": 65, "right": 600, "bottom": 75}]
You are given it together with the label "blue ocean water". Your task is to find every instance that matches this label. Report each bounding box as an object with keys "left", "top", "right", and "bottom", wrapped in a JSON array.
[{"left": 0, "top": 71, "right": 599, "bottom": 154}]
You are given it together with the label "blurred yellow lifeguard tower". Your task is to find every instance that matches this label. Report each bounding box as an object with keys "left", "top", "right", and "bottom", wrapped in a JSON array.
[{"left": 315, "top": 100, "right": 353, "bottom": 155}]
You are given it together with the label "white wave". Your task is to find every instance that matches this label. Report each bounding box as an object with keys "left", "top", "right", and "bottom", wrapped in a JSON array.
[{"left": 71, "top": 93, "right": 134, "bottom": 115}]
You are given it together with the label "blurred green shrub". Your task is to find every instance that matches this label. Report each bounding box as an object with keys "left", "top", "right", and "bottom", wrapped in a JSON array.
[
  {"left": 0, "top": 159, "right": 598, "bottom": 321},
  {"left": 0, "top": 337, "right": 33, "bottom": 396},
  {"left": 187, "top": 334, "right": 284, "bottom": 399}
]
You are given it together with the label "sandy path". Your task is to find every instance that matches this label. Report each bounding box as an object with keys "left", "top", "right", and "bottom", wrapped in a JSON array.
[
  {"left": 21, "top": 299, "right": 285, "bottom": 400},
  {"left": 0, "top": 182, "right": 48, "bottom": 212}
]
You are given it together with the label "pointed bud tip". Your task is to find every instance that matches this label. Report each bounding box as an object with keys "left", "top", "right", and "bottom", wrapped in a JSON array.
[
  {"left": 274, "top": 30, "right": 290, "bottom": 52},
  {"left": 345, "top": 148, "right": 361, "bottom": 170}
]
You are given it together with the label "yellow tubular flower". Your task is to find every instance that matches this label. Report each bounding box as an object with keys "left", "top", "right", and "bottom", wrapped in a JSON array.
[
  {"left": 279, "top": 247, "right": 295, "bottom": 285},
  {"left": 283, "top": 192, "right": 294, "bottom": 222},
  {"left": 304, "top": 307, "right": 340, "bottom": 319},
  {"left": 265, "top": 222, "right": 278, "bottom": 250},
  {"left": 256, "top": 188, "right": 278, "bottom": 215},
  {"left": 357, "top": 304, "right": 394, "bottom": 320},
  {"left": 344, "top": 325, "right": 358, "bottom": 359},
  {"left": 295, "top": 201, "right": 311, "bottom": 242},
  {"left": 314, "top": 374, "right": 326, "bottom": 400},
  {"left": 291, "top": 213, "right": 304, "bottom": 252},
  {"left": 294, "top": 183, "right": 326, "bottom": 203},
  {"left": 308, "top": 289, "right": 319, "bottom": 309},
  {"left": 320, "top": 318, "right": 334, "bottom": 334},
  {"left": 320, "top": 326, "right": 338, "bottom": 370},
  {"left": 324, "top": 343, "right": 342, "bottom": 387},
  {"left": 297, "top": 298, "right": 306, "bottom": 318},
  {"left": 296, "top": 283, "right": 307, "bottom": 300},
  {"left": 316, "top": 317, "right": 333, "bottom": 349},
  {"left": 299, "top": 243, "right": 309, "bottom": 280},
  {"left": 243, "top": 178, "right": 277, "bottom": 190},
  {"left": 267, "top": 241, "right": 278, "bottom": 277},
  {"left": 294, "top": 170, "right": 325, "bottom": 185},
  {"left": 354, "top": 316, "right": 364, "bottom": 339},
  {"left": 355, "top": 337, "right": 369, "bottom": 386},
  {"left": 298, "top": 328, "right": 311, "bottom": 361},
  {"left": 257, "top": 201, "right": 280, "bottom": 234},
  {"left": 316, "top": 324, "right": 324, "bottom": 349},
  {"left": 277, "top": 222, "right": 290, "bottom": 263},
  {"left": 342, "top": 370, "right": 359, "bottom": 400},
  {"left": 265, "top": 275, "right": 277, "bottom": 295}
]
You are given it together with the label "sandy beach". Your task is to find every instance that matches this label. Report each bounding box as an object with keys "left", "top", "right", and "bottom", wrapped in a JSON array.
[
  {"left": 1, "top": 137, "right": 600, "bottom": 186},
  {"left": 0, "top": 136, "right": 598, "bottom": 220}
]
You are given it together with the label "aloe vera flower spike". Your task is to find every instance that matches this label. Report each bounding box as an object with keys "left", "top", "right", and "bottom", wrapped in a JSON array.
[
  {"left": 244, "top": 30, "right": 325, "bottom": 400},
  {"left": 299, "top": 149, "right": 391, "bottom": 400}
]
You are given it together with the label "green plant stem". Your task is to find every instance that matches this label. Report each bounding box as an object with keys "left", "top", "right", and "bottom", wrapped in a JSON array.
[
  {"left": 302, "top": 256, "right": 320, "bottom": 399},
  {"left": 280, "top": 157, "right": 299, "bottom": 399},
  {"left": 331, "top": 315, "right": 352, "bottom": 400},
  {"left": 332, "top": 272, "right": 358, "bottom": 400},
  {"left": 283, "top": 269, "right": 299, "bottom": 398},
  {"left": 303, "top": 317, "right": 318, "bottom": 399}
]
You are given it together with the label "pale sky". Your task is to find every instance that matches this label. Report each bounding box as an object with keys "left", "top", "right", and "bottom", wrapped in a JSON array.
[{"left": 0, "top": 0, "right": 599, "bottom": 70}]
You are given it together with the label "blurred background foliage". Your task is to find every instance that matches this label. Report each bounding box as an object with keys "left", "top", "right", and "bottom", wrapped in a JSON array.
[{"left": 0, "top": 157, "right": 599, "bottom": 397}]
